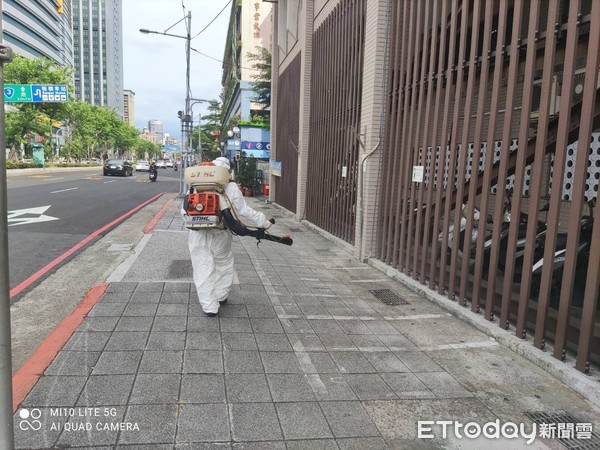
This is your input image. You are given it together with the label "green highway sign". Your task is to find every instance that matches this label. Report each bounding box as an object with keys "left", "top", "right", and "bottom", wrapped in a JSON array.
[{"left": 4, "top": 84, "right": 68, "bottom": 103}]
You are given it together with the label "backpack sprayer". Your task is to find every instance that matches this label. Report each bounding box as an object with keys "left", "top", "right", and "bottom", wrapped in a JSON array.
[{"left": 183, "top": 164, "right": 293, "bottom": 246}]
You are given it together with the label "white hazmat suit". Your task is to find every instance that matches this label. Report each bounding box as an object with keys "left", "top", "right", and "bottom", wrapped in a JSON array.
[{"left": 185, "top": 157, "right": 272, "bottom": 315}]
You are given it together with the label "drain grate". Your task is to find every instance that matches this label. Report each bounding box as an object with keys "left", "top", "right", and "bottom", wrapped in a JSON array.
[
  {"left": 370, "top": 289, "right": 409, "bottom": 306},
  {"left": 525, "top": 411, "right": 600, "bottom": 449},
  {"left": 288, "top": 227, "right": 303, "bottom": 232}
]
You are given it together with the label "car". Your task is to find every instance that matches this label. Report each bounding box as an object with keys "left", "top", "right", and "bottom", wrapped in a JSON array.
[
  {"left": 103, "top": 159, "right": 133, "bottom": 176},
  {"left": 166, "top": 160, "right": 173, "bottom": 168},
  {"left": 156, "top": 160, "right": 167, "bottom": 169},
  {"left": 135, "top": 160, "right": 150, "bottom": 171}
]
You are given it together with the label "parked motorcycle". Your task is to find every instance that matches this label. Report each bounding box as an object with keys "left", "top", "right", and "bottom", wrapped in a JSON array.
[
  {"left": 439, "top": 203, "right": 486, "bottom": 270},
  {"left": 149, "top": 162, "right": 158, "bottom": 182},
  {"left": 530, "top": 198, "right": 595, "bottom": 307}
]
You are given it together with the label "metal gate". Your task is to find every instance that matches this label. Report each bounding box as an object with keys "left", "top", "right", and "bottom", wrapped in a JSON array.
[{"left": 377, "top": 0, "right": 600, "bottom": 372}]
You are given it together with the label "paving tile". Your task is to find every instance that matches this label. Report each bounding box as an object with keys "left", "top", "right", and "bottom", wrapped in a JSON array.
[
  {"left": 337, "top": 437, "right": 390, "bottom": 450},
  {"left": 222, "top": 332, "right": 257, "bottom": 351},
  {"left": 22, "top": 376, "right": 87, "bottom": 407},
  {"left": 245, "top": 305, "right": 277, "bottom": 318},
  {"left": 319, "top": 334, "right": 357, "bottom": 351},
  {"left": 225, "top": 374, "right": 272, "bottom": 403},
  {"left": 130, "top": 374, "right": 181, "bottom": 404},
  {"left": 62, "top": 332, "right": 110, "bottom": 352},
  {"left": 296, "top": 352, "right": 340, "bottom": 373},
  {"left": 115, "top": 316, "right": 154, "bottom": 332},
  {"left": 261, "top": 351, "right": 302, "bottom": 373},
  {"left": 275, "top": 402, "right": 333, "bottom": 439},
  {"left": 188, "top": 316, "right": 221, "bottom": 332},
  {"left": 336, "top": 319, "right": 373, "bottom": 335},
  {"left": 76, "top": 374, "right": 134, "bottom": 406},
  {"left": 330, "top": 352, "right": 376, "bottom": 374},
  {"left": 178, "top": 444, "right": 232, "bottom": 449},
  {"left": 224, "top": 351, "right": 264, "bottom": 373},
  {"left": 79, "top": 316, "right": 119, "bottom": 332},
  {"left": 122, "top": 303, "right": 158, "bottom": 317},
  {"left": 287, "top": 334, "right": 326, "bottom": 352},
  {"left": 187, "top": 332, "right": 223, "bottom": 350},
  {"left": 308, "top": 319, "right": 344, "bottom": 334},
  {"left": 250, "top": 318, "right": 284, "bottom": 334},
  {"left": 188, "top": 301, "right": 206, "bottom": 317},
  {"left": 220, "top": 317, "right": 253, "bottom": 333},
  {"left": 377, "top": 335, "right": 419, "bottom": 351},
  {"left": 92, "top": 351, "right": 142, "bottom": 375},
  {"left": 13, "top": 408, "right": 65, "bottom": 449},
  {"left": 345, "top": 374, "right": 397, "bottom": 400},
  {"left": 286, "top": 440, "right": 339, "bottom": 450},
  {"left": 229, "top": 403, "right": 283, "bottom": 441},
  {"left": 45, "top": 351, "right": 101, "bottom": 376},
  {"left": 254, "top": 334, "right": 292, "bottom": 351},
  {"left": 183, "top": 350, "right": 224, "bottom": 374},
  {"left": 307, "top": 374, "right": 357, "bottom": 401},
  {"left": 105, "top": 332, "right": 149, "bottom": 351},
  {"left": 134, "top": 282, "right": 164, "bottom": 292},
  {"left": 88, "top": 302, "right": 127, "bottom": 317},
  {"left": 364, "top": 320, "right": 401, "bottom": 335},
  {"left": 415, "top": 372, "right": 473, "bottom": 398},
  {"left": 138, "top": 351, "right": 183, "bottom": 374},
  {"left": 56, "top": 406, "right": 126, "bottom": 448},
  {"left": 363, "top": 352, "right": 410, "bottom": 373},
  {"left": 380, "top": 373, "right": 436, "bottom": 399},
  {"left": 348, "top": 335, "right": 388, "bottom": 352},
  {"left": 163, "top": 282, "right": 191, "bottom": 292},
  {"left": 157, "top": 303, "right": 188, "bottom": 316},
  {"left": 147, "top": 331, "right": 186, "bottom": 350},
  {"left": 394, "top": 351, "right": 442, "bottom": 372},
  {"left": 160, "top": 291, "right": 189, "bottom": 304},
  {"left": 327, "top": 307, "right": 357, "bottom": 318},
  {"left": 99, "top": 291, "right": 133, "bottom": 303},
  {"left": 219, "top": 304, "right": 249, "bottom": 318},
  {"left": 119, "top": 404, "right": 177, "bottom": 445},
  {"left": 180, "top": 374, "right": 226, "bottom": 403},
  {"left": 320, "top": 401, "right": 380, "bottom": 438},
  {"left": 267, "top": 374, "right": 316, "bottom": 402},
  {"left": 280, "top": 318, "right": 314, "bottom": 334},
  {"left": 177, "top": 404, "right": 230, "bottom": 442},
  {"left": 130, "top": 291, "right": 162, "bottom": 303},
  {"left": 153, "top": 316, "right": 187, "bottom": 332},
  {"left": 107, "top": 281, "right": 138, "bottom": 293}
]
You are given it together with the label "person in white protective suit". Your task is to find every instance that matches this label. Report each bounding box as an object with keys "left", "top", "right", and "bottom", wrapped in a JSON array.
[{"left": 186, "top": 157, "right": 273, "bottom": 316}]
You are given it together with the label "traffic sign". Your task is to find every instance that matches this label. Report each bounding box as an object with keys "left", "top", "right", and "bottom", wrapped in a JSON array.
[{"left": 4, "top": 84, "right": 68, "bottom": 103}]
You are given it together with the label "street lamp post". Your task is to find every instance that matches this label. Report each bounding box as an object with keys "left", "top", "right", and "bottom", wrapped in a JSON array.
[
  {"left": 189, "top": 98, "right": 209, "bottom": 163},
  {"left": 140, "top": 11, "right": 192, "bottom": 195}
]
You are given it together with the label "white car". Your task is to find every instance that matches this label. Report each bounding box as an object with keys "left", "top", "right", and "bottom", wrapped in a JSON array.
[
  {"left": 156, "top": 160, "right": 167, "bottom": 169},
  {"left": 166, "top": 161, "right": 173, "bottom": 168},
  {"left": 135, "top": 160, "right": 150, "bottom": 171}
]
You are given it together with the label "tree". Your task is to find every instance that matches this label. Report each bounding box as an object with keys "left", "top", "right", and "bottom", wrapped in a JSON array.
[
  {"left": 191, "top": 100, "right": 223, "bottom": 161},
  {"left": 247, "top": 47, "right": 271, "bottom": 108},
  {"left": 4, "top": 54, "right": 73, "bottom": 161}
]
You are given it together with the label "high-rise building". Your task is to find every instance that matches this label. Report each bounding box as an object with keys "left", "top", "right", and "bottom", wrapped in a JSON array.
[
  {"left": 1, "top": 0, "right": 73, "bottom": 67},
  {"left": 123, "top": 89, "right": 135, "bottom": 126},
  {"left": 148, "top": 120, "right": 164, "bottom": 145},
  {"left": 72, "top": 0, "right": 123, "bottom": 116}
]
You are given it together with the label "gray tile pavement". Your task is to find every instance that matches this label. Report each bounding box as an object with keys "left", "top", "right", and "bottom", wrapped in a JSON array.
[{"left": 13, "top": 198, "right": 600, "bottom": 449}]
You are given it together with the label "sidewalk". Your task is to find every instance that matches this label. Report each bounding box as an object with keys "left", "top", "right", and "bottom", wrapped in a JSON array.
[{"left": 12, "top": 196, "right": 600, "bottom": 449}]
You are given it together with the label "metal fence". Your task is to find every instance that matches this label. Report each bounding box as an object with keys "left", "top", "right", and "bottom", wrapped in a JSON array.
[
  {"left": 274, "top": 54, "right": 301, "bottom": 213},
  {"left": 377, "top": 0, "right": 600, "bottom": 372},
  {"left": 305, "top": 0, "right": 365, "bottom": 243}
]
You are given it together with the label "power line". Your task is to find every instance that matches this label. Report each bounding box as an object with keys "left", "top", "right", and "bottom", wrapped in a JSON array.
[
  {"left": 190, "top": 46, "right": 254, "bottom": 70},
  {"left": 192, "top": 0, "right": 232, "bottom": 39}
]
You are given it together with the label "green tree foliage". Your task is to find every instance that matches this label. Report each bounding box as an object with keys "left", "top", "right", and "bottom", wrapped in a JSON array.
[
  {"left": 236, "top": 152, "right": 257, "bottom": 189},
  {"left": 247, "top": 47, "right": 271, "bottom": 108},
  {"left": 191, "top": 100, "right": 223, "bottom": 161}
]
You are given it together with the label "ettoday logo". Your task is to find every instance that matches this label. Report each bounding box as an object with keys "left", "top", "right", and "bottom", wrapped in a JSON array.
[{"left": 19, "top": 408, "right": 42, "bottom": 431}]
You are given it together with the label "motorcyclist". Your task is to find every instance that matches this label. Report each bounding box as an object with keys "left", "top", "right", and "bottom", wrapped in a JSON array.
[
  {"left": 149, "top": 160, "right": 158, "bottom": 181},
  {"left": 184, "top": 156, "right": 273, "bottom": 316}
]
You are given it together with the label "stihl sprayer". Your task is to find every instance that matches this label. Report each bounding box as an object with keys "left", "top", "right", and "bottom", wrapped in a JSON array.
[{"left": 183, "top": 163, "right": 293, "bottom": 246}]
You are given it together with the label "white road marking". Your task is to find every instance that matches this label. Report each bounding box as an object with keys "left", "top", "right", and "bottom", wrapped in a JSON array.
[
  {"left": 103, "top": 180, "right": 118, "bottom": 184},
  {"left": 7, "top": 205, "right": 59, "bottom": 227},
  {"left": 50, "top": 187, "right": 78, "bottom": 194}
]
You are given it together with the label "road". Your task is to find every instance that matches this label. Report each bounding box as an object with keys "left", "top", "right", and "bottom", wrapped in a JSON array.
[{"left": 5, "top": 166, "right": 181, "bottom": 299}]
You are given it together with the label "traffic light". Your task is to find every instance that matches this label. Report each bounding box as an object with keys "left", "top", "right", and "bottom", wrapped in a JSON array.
[
  {"left": 235, "top": 151, "right": 241, "bottom": 161},
  {"left": 177, "top": 111, "right": 183, "bottom": 119}
]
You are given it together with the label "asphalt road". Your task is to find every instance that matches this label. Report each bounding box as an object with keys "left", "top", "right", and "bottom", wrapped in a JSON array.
[{"left": 5, "top": 166, "right": 181, "bottom": 298}]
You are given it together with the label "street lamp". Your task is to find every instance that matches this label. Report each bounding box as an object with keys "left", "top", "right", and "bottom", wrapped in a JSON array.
[
  {"left": 140, "top": 12, "right": 192, "bottom": 195},
  {"left": 190, "top": 98, "right": 209, "bottom": 162}
]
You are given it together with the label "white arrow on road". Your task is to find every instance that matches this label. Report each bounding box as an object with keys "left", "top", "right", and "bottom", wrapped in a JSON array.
[{"left": 7, "top": 205, "right": 59, "bottom": 227}]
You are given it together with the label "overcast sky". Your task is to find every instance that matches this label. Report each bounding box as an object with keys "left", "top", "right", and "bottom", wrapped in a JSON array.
[{"left": 122, "top": 0, "right": 231, "bottom": 138}]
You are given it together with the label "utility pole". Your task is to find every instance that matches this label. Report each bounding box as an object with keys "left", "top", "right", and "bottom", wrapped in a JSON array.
[
  {"left": 184, "top": 11, "right": 191, "bottom": 173},
  {"left": 0, "top": 1, "right": 15, "bottom": 445}
]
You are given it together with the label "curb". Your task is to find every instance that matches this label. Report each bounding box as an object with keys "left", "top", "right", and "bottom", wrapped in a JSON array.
[
  {"left": 12, "top": 283, "right": 108, "bottom": 412},
  {"left": 143, "top": 196, "right": 176, "bottom": 234}
]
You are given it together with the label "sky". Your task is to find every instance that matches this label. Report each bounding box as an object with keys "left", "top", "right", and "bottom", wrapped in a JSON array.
[{"left": 122, "top": 0, "right": 232, "bottom": 139}]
